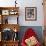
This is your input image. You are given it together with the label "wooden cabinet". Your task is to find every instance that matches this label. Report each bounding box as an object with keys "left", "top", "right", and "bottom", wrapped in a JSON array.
[
  {"left": 0, "top": 7, "right": 19, "bottom": 46},
  {"left": 43, "top": 0, "right": 46, "bottom": 26},
  {"left": 2, "top": 41, "right": 19, "bottom": 46},
  {"left": 0, "top": 41, "right": 19, "bottom": 46}
]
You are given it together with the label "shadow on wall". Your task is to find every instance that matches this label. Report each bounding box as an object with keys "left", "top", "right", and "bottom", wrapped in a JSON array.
[{"left": 18, "top": 26, "right": 43, "bottom": 44}]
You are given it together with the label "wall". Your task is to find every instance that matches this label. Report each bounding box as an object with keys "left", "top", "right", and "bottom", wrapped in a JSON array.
[
  {"left": 0, "top": 0, "right": 44, "bottom": 26},
  {"left": 18, "top": 0, "right": 44, "bottom": 26}
]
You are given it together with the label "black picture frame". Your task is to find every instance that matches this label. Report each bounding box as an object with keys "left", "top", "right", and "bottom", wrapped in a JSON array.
[{"left": 25, "top": 7, "right": 37, "bottom": 21}]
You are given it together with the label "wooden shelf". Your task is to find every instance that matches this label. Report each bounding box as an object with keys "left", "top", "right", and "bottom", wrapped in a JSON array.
[
  {"left": 0, "top": 24, "right": 20, "bottom": 32},
  {"left": 0, "top": 7, "right": 19, "bottom": 16},
  {"left": 2, "top": 40, "right": 19, "bottom": 42},
  {"left": 1, "top": 40, "right": 19, "bottom": 46},
  {"left": 0, "top": 7, "right": 20, "bottom": 46}
]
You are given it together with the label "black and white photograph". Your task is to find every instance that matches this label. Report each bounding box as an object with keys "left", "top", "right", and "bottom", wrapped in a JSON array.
[{"left": 25, "top": 7, "right": 37, "bottom": 21}]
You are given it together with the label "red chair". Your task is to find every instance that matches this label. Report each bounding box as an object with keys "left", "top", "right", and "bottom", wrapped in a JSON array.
[{"left": 21, "top": 28, "right": 41, "bottom": 46}]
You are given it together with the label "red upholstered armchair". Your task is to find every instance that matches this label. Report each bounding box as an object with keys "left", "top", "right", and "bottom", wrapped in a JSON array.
[{"left": 21, "top": 28, "right": 41, "bottom": 46}]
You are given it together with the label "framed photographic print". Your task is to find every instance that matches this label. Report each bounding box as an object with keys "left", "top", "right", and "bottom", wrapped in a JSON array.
[{"left": 25, "top": 7, "right": 37, "bottom": 21}]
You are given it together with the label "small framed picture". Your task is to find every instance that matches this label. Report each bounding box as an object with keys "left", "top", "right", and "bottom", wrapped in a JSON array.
[
  {"left": 2, "top": 10, "right": 9, "bottom": 15},
  {"left": 25, "top": 7, "right": 37, "bottom": 21}
]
